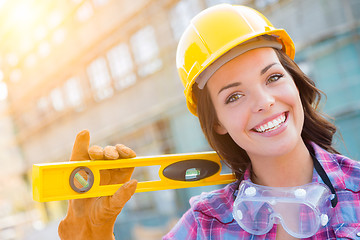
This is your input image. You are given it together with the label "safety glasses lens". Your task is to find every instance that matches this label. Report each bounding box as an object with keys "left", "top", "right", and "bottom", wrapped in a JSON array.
[
  {"left": 278, "top": 202, "right": 318, "bottom": 237},
  {"left": 235, "top": 201, "right": 273, "bottom": 234}
]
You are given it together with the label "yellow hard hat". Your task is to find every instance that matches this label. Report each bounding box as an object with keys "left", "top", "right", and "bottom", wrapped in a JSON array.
[{"left": 176, "top": 4, "right": 295, "bottom": 115}]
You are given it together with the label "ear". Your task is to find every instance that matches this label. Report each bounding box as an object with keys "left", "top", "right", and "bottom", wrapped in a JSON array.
[{"left": 214, "top": 122, "right": 228, "bottom": 135}]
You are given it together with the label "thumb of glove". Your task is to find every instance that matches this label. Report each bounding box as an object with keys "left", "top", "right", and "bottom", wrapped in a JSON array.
[
  {"left": 71, "top": 130, "right": 90, "bottom": 161},
  {"left": 91, "top": 179, "right": 138, "bottom": 224}
]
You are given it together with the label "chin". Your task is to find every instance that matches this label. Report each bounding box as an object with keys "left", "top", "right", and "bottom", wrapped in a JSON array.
[{"left": 268, "top": 136, "right": 303, "bottom": 157}]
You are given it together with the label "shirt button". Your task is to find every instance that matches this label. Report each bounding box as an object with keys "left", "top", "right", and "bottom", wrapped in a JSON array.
[{"left": 356, "top": 232, "right": 360, "bottom": 237}]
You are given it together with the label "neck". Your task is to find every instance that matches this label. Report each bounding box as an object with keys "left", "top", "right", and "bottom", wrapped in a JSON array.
[{"left": 249, "top": 140, "right": 313, "bottom": 187}]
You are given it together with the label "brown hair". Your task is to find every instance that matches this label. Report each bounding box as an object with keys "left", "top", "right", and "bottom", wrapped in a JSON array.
[{"left": 193, "top": 48, "right": 339, "bottom": 180}]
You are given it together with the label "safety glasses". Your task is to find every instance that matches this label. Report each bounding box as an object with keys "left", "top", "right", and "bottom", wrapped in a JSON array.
[{"left": 232, "top": 180, "right": 335, "bottom": 238}]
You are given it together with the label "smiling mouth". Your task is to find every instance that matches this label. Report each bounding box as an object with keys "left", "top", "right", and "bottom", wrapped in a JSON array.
[{"left": 253, "top": 112, "right": 288, "bottom": 133}]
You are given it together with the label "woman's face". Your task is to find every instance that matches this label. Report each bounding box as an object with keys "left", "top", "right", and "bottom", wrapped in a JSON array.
[{"left": 207, "top": 48, "right": 304, "bottom": 160}]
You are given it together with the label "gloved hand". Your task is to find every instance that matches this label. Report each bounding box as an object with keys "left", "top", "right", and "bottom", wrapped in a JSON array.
[{"left": 58, "top": 130, "right": 138, "bottom": 240}]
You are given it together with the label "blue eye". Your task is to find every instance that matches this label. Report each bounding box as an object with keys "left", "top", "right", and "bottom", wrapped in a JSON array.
[
  {"left": 267, "top": 74, "right": 283, "bottom": 84},
  {"left": 226, "top": 93, "right": 243, "bottom": 104}
]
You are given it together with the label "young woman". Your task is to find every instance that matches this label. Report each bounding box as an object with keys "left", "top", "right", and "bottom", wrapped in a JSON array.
[{"left": 59, "top": 4, "right": 360, "bottom": 239}]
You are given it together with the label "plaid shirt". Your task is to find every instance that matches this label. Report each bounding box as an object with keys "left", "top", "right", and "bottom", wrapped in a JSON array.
[{"left": 163, "top": 143, "right": 360, "bottom": 239}]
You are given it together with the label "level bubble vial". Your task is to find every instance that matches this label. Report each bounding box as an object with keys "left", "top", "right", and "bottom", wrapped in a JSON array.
[
  {"left": 185, "top": 168, "right": 201, "bottom": 181},
  {"left": 70, "top": 166, "right": 94, "bottom": 193}
]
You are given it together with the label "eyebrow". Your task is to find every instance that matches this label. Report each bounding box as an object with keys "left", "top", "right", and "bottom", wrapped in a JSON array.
[
  {"left": 218, "top": 82, "right": 241, "bottom": 95},
  {"left": 217, "top": 63, "right": 279, "bottom": 95},
  {"left": 261, "top": 63, "right": 278, "bottom": 75}
]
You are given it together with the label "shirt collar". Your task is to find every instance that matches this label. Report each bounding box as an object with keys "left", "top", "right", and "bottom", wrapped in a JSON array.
[
  {"left": 190, "top": 181, "right": 239, "bottom": 224},
  {"left": 310, "top": 142, "right": 349, "bottom": 191}
]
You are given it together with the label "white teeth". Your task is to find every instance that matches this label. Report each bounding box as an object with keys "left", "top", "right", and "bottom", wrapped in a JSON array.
[{"left": 255, "top": 114, "right": 286, "bottom": 133}]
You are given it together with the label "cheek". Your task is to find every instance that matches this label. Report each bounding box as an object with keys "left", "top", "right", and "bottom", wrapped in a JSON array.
[
  {"left": 280, "top": 81, "right": 303, "bottom": 107},
  {"left": 216, "top": 105, "right": 250, "bottom": 136},
  {"left": 281, "top": 84, "right": 305, "bottom": 124}
]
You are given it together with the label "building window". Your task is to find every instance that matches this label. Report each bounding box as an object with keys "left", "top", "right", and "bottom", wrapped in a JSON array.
[
  {"left": 76, "top": 1, "right": 94, "bottom": 22},
  {"left": 38, "top": 41, "right": 51, "bottom": 58},
  {"left": 93, "top": 0, "right": 109, "bottom": 7},
  {"left": 107, "top": 43, "right": 136, "bottom": 90},
  {"left": 25, "top": 54, "right": 37, "bottom": 68},
  {"left": 170, "top": 0, "right": 202, "bottom": 41},
  {"left": 52, "top": 28, "right": 66, "bottom": 45},
  {"left": 50, "top": 88, "right": 65, "bottom": 112},
  {"left": 87, "top": 57, "right": 113, "bottom": 101},
  {"left": 10, "top": 69, "right": 22, "bottom": 82},
  {"left": 37, "top": 96, "right": 51, "bottom": 119},
  {"left": 130, "top": 26, "right": 162, "bottom": 77},
  {"left": 6, "top": 53, "right": 19, "bottom": 67},
  {"left": 64, "top": 77, "right": 84, "bottom": 110}
]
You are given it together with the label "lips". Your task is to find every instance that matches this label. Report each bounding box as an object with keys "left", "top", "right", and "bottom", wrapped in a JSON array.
[{"left": 253, "top": 112, "right": 288, "bottom": 133}]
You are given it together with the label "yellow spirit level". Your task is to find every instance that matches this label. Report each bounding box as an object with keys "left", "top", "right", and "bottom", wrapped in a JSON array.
[{"left": 32, "top": 152, "right": 235, "bottom": 202}]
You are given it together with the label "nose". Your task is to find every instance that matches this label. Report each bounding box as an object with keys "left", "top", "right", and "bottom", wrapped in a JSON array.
[{"left": 251, "top": 87, "right": 275, "bottom": 113}]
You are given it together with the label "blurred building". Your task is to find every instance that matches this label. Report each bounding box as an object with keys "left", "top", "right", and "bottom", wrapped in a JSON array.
[{"left": 0, "top": 0, "right": 359, "bottom": 239}]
